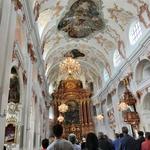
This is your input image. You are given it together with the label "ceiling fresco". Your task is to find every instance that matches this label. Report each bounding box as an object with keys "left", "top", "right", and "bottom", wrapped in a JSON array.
[
  {"left": 64, "top": 49, "right": 85, "bottom": 58},
  {"left": 57, "top": 0, "right": 105, "bottom": 38},
  {"left": 32, "top": 0, "right": 150, "bottom": 90}
]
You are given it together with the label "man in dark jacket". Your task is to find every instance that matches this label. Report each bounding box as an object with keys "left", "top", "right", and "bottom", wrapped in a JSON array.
[
  {"left": 98, "top": 132, "right": 114, "bottom": 150},
  {"left": 136, "top": 131, "right": 145, "bottom": 150},
  {"left": 119, "top": 126, "right": 136, "bottom": 150}
]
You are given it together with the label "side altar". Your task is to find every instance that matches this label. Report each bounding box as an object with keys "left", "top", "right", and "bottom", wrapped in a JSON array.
[{"left": 52, "top": 76, "right": 94, "bottom": 139}]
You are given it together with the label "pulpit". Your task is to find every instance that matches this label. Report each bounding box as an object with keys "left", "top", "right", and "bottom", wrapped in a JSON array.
[{"left": 52, "top": 76, "right": 94, "bottom": 139}]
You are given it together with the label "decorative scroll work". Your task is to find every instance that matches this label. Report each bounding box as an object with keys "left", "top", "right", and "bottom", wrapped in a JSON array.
[
  {"left": 139, "top": 3, "right": 150, "bottom": 28},
  {"left": 28, "top": 43, "right": 37, "bottom": 63},
  {"left": 33, "top": 1, "right": 40, "bottom": 21},
  {"left": 106, "top": 26, "right": 126, "bottom": 59},
  {"left": 12, "top": 0, "right": 22, "bottom": 11},
  {"left": 108, "top": 4, "right": 133, "bottom": 31}
]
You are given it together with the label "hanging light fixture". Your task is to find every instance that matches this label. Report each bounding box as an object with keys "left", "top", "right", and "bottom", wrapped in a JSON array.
[
  {"left": 118, "top": 101, "right": 129, "bottom": 111},
  {"left": 57, "top": 114, "right": 64, "bottom": 122},
  {"left": 58, "top": 103, "right": 68, "bottom": 113},
  {"left": 96, "top": 114, "right": 104, "bottom": 121},
  {"left": 59, "top": 56, "right": 80, "bottom": 74}
]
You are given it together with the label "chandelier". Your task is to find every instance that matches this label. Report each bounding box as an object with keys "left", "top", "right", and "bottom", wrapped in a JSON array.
[
  {"left": 58, "top": 103, "right": 68, "bottom": 113},
  {"left": 57, "top": 114, "right": 64, "bottom": 122},
  {"left": 96, "top": 114, "right": 104, "bottom": 121},
  {"left": 118, "top": 101, "right": 129, "bottom": 111},
  {"left": 59, "top": 57, "right": 80, "bottom": 74}
]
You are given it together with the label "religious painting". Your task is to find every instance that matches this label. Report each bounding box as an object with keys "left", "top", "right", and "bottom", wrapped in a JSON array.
[
  {"left": 4, "top": 124, "right": 16, "bottom": 144},
  {"left": 58, "top": 0, "right": 105, "bottom": 38},
  {"left": 64, "top": 101, "right": 80, "bottom": 125}
]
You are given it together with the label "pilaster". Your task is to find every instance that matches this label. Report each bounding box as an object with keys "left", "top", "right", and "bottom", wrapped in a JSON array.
[{"left": 0, "top": 0, "right": 17, "bottom": 149}]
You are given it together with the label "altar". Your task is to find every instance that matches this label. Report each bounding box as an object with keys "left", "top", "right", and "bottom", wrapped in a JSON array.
[{"left": 52, "top": 76, "right": 94, "bottom": 139}]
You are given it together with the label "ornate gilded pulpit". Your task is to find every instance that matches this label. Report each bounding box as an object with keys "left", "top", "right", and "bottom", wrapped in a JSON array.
[{"left": 52, "top": 76, "right": 94, "bottom": 139}]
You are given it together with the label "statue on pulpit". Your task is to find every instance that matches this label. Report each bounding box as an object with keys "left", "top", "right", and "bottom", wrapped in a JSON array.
[{"left": 64, "top": 101, "right": 80, "bottom": 125}]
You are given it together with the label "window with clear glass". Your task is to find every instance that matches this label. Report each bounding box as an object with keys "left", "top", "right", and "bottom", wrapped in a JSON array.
[
  {"left": 129, "top": 21, "right": 142, "bottom": 45},
  {"left": 113, "top": 50, "right": 123, "bottom": 67},
  {"left": 103, "top": 68, "right": 109, "bottom": 82}
]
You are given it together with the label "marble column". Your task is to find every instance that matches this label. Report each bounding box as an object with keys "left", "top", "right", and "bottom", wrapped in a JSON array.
[
  {"left": 0, "top": 1, "right": 16, "bottom": 149},
  {"left": 80, "top": 101, "right": 84, "bottom": 124},
  {"left": 87, "top": 100, "right": 92, "bottom": 124}
]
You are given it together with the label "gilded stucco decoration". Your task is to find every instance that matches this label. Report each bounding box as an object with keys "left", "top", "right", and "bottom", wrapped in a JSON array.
[{"left": 58, "top": 0, "right": 106, "bottom": 38}]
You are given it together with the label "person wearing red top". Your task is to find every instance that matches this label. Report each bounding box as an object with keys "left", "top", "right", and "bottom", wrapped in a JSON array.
[{"left": 142, "top": 132, "right": 150, "bottom": 150}]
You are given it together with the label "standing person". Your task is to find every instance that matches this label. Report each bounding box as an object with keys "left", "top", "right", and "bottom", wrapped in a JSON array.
[
  {"left": 119, "top": 126, "right": 136, "bottom": 150},
  {"left": 47, "top": 124, "right": 73, "bottom": 150},
  {"left": 113, "top": 133, "right": 120, "bottom": 150},
  {"left": 86, "top": 132, "right": 101, "bottom": 150},
  {"left": 141, "top": 132, "right": 150, "bottom": 150},
  {"left": 81, "top": 137, "right": 86, "bottom": 150},
  {"left": 49, "top": 135, "right": 55, "bottom": 144},
  {"left": 68, "top": 133, "right": 81, "bottom": 150},
  {"left": 98, "top": 132, "right": 113, "bottom": 150},
  {"left": 136, "top": 131, "right": 145, "bottom": 150},
  {"left": 41, "top": 138, "right": 49, "bottom": 150}
]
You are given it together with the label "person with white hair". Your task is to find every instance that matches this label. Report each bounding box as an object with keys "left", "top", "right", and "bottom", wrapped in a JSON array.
[{"left": 68, "top": 133, "right": 81, "bottom": 150}]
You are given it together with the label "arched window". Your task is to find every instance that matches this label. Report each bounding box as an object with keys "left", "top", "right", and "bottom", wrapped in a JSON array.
[
  {"left": 129, "top": 21, "right": 142, "bottom": 45},
  {"left": 113, "top": 50, "right": 123, "bottom": 67},
  {"left": 103, "top": 68, "right": 109, "bottom": 82}
]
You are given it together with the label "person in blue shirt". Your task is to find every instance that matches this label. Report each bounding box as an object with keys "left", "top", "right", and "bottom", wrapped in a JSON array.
[
  {"left": 113, "top": 133, "right": 120, "bottom": 150},
  {"left": 119, "top": 126, "right": 136, "bottom": 150}
]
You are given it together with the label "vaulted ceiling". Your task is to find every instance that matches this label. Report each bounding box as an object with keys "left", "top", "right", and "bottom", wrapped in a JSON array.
[{"left": 31, "top": 0, "right": 150, "bottom": 91}]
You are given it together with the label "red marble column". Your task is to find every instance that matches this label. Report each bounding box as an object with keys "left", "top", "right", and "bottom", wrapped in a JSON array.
[
  {"left": 80, "top": 101, "right": 84, "bottom": 124},
  {"left": 87, "top": 100, "right": 92, "bottom": 124}
]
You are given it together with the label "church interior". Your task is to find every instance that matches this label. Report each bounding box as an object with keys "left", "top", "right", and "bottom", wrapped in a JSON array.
[{"left": 0, "top": 0, "right": 150, "bottom": 149}]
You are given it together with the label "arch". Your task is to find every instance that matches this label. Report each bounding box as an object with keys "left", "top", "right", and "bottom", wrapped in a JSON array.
[
  {"left": 142, "top": 93, "right": 150, "bottom": 111},
  {"left": 113, "top": 50, "right": 123, "bottom": 68},
  {"left": 8, "top": 67, "right": 20, "bottom": 103},
  {"left": 11, "top": 59, "right": 24, "bottom": 105},
  {"left": 117, "top": 81, "right": 125, "bottom": 99},
  {"left": 46, "top": 60, "right": 101, "bottom": 79},
  {"left": 103, "top": 68, "right": 110, "bottom": 82},
  {"left": 135, "top": 59, "right": 150, "bottom": 83}
]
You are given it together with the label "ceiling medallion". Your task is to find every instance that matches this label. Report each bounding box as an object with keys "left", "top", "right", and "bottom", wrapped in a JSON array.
[{"left": 58, "top": 0, "right": 105, "bottom": 38}]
